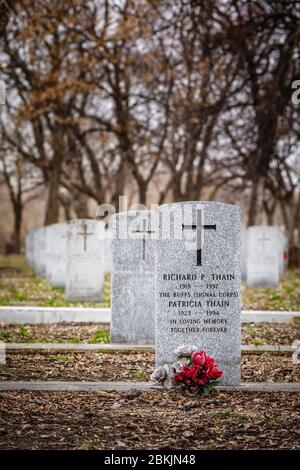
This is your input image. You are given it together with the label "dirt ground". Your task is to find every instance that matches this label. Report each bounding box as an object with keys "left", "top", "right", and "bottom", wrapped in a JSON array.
[
  {"left": 1, "top": 351, "right": 299, "bottom": 383},
  {"left": 0, "top": 257, "right": 299, "bottom": 450},
  {"left": 0, "top": 322, "right": 299, "bottom": 345},
  {"left": 0, "top": 389, "right": 299, "bottom": 450}
]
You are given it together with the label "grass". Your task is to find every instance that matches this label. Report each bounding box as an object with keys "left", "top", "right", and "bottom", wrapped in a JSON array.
[
  {"left": 0, "top": 255, "right": 299, "bottom": 311},
  {"left": 18, "top": 327, "right": 28, "bottom": 337},
  {"left": 68, "top": 337, "right": 81, "bottom": 344},
  {"left": 134, "top": 370, "right": 149, "bottom": 381},
  {"left": 0, "top": 330, "right": 11, "bottom": 340},
  {"left": 0, "top": 255, "right": 110, "bottom": 308},
  {"left": 48, "top": 354, "right": 72, "bottom": 364},
  {"left": 242, "top": 268, "right": 300, "bottom": 311},
  {"left": 251, "top": 339, "right": 265, "bottom": 346},
  {"left": 88, "top": 329, "right": 110, "bottom": 344}
]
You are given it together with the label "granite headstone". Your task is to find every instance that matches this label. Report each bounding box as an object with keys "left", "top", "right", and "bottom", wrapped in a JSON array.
[
  {"left": 111, "top": 210, "right": 156, "bottom": 344},
  {"left": 155, "top": 201, "right": 241, "bottom": 386}
]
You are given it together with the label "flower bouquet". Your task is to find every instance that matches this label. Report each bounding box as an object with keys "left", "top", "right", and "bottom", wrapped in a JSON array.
[{"left": 150, "top": 345, "right": 223, "bottom": 394}]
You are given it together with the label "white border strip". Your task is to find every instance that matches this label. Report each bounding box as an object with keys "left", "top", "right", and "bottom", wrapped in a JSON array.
[
  {"left": 0, "top": 306, "right": 111, "bottom": 324},
  {"left": 0, "top": 307, "right": 298, "bottom": 324},
  {"left": 4, "top": 343, "right": 295, "bottom": 352},
  {"left": 0, "top": 381, "right": 299, "bottom": 392}
]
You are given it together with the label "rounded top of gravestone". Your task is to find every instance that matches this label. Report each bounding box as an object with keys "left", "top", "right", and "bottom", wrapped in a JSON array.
[
  {"left": 111, "top": 209, "right": 155, "bottom": 222},
  {"left": 111, "top": 210, "right": 157, "bottom": 239},
  {"left": 67, "top": 218, "right": 103, "bottom": 225},
  {"left": 159, "top": 201, "right": 241, "bottom": 210},
  {"left": 46, "top": 222, "right": 68, "bottom": 230},
  {"left": 35, "top": 226, "right": 47, "bottom": 234},
  {"left": 248, "top": 225, "right": 282, "bottom": 233}
]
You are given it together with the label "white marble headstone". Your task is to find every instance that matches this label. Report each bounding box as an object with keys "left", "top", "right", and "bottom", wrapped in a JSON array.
[
  {"left": 30, "top": 230, "right": 38, "bottom": 273},
  {"left": 104, "top": 229, "right": 112, "bottom": 274},
  {"left": 65, "top": 219, "right": 105, "bottom": 301},
  {"left": 246, "top": 226, "right": 280, "bottom": 288},
  {"left": 34, "top": 227, "right": 47, "bottom": 278},
  {"left": 155, "top": 201, "right": 241, "bottom": 386},
  {"left": 241, "top": 228, "right": 248, "bottom": 282},
  {"left": 111, "top": 210, "right": 156, "bottom": 344},
  {"left": 277, "top": 230, "right": 288, "bottom": 276},
  {"left": 25, "top": 230, "right": 35, "bottom": 270},
  {"left": 46, "top": 223, "right": 68, "bottom": 288}
]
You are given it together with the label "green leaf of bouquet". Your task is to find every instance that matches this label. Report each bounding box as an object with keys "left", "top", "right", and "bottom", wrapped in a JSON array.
[
  {"left": 209, "top": 380, "right": 221, "bottom": 387},
  {"left": 203, "top": 385, "right": 211, "bottom": 396}
]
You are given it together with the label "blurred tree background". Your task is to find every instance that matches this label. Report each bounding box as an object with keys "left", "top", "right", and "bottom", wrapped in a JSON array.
[{"left": 0, "top": 0, "right": 299, "bottom": 256}]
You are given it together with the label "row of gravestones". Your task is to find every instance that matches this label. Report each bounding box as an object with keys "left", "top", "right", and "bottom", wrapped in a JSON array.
[
  {"left": 26, "top": 220, "right": 112, "bottom": 301},
  {"left": 110, "top": 203, "right": 291, "bottom": 386},
  {"left": 241, "top": 226, "right": 288, "bottom": 287},
  {"left": 25, "top": 202, "right": 288, "bottom": 386}
]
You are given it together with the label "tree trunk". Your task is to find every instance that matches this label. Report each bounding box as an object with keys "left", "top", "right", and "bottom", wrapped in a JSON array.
[
  {"left": 73, "top": 191, "right": 90, "bottom": 219},
  {"left": 12, "top": 202, "right": 22, "bottom": 253},
  {"left": 138, "top": 182, "right": 147, "bottom": 206},
  {"left": 247, "top": 177, "right": 260, "bottom": 226},
  {"left": 44, "top": 129, "right": 64, "bottom": 225}
]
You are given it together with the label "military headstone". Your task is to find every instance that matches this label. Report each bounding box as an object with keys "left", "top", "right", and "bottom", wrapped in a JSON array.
[
  {"left": 277, "top": 230, "right": 288, "bottom": 276},
  {"left": 46, "top": 223, "right": 68, "bottom": 288},
  {"left": 34, "top": 227, "right": 47, "bottom": 278},
  {"left": 241, "top": 228, "right": 248, "bottom": 283},
  {"left": 155, "top": 201, "right": 241, "bottom": 386},
  {"left": 65, "top": 219, "right": 105, "bottom": 301},
  {"left": 246, "top": 226, "right": 279, "bottom": 288},
  {"left": 104, "top": 229, "right": 112, "bottom": 274},
  {"left": 25, "top": 230, "right": 35, "bottom": 270},
  {"left": 111, "top": 210, "right": 156, "bottom": 344}
]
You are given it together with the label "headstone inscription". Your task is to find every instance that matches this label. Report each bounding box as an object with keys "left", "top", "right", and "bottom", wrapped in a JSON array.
[
  {"left": 246, "top": 226, "right": 279, "bottom": 288},
  {"left": 65, "top": 219, "right": 105, "bottom": 301},
  {"left": 110, "top": 210, "right": 156, "bottom": 344},
  {"left": 46, "top": 223, "right": 68, "bottom": 288},
  {"left": 155, "top": 201, "right": 241, "bottom": 386}
]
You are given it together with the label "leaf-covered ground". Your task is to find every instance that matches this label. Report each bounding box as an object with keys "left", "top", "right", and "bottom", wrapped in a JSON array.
[
  {"left": 1, "top": 351, "right": 299, "bottom": 383},
  {"left": 0, "top": 255, "right": 299, "bottom": 310},
  {"left": 0, "top": 322, "right": 299, "bottom": 345},
  {"left": 0, "top": 390, "right": 299, "bottom": 449},
  {"left": 0, "top": 324, "right": 110, "bottom": 343}
]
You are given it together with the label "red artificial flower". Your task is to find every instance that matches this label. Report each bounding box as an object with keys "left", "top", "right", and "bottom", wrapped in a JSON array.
[
  {"left": 192, "top": 349, "right": 206, "bottom": 366},
  {"left": 172, "top": 349, "right": 223, "bottom": 389}
]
